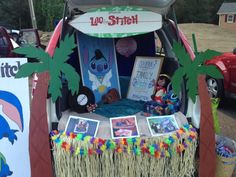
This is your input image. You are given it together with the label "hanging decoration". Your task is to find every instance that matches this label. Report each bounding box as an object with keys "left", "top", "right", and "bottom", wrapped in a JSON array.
[{"left": 116, "top": 38, "right": 137, "bottom": 57}]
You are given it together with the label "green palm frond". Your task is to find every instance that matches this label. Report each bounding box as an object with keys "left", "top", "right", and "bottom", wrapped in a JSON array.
[
  {"left": 15, "top": 62, "right": 49, "bottom": 78},
  {"left": 48, "top": 34, "right": 79, "bottom": 101},
  {"left": 193, "top": 49, "right": 221, "bottom": 67},
  {"left": 171, "top": 68, "right": 185, "bottom": 96},
  {"left": 61, "top": 64, "right": 80, "bottom": 95},
  {"left": 186, "top": 73, "right": 198, "bottom": 103},
  {"left": 198, "top": 65, "right": 223, "bottom": 79},
  {"left": 171, "top": 41, "right": 222, "bottom": 103},
  {"left": 48, "top": 75, "right": 62, "bottom": 102},
  {"left": 14, "top": 46, "right": 50, "bottom": 78},
  {"left": 14, "top": 34, "right": 80, "bottom": 103},
  {"left": 14, "top": 46, "right": 51, "bottom": 63},
  {"left": 172, "top": 41, "right": 192, "bottom": 66},
  {"left": 53, "top": 34, "right": 77, "bottom": 66}
]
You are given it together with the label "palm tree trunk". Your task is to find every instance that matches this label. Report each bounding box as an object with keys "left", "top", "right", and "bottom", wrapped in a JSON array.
[
  {"left": 198, "top": 75, "right": 216, "bottom": 177},
  {"left": 29, "top": 72, "right": 53, "bottom": 177}
]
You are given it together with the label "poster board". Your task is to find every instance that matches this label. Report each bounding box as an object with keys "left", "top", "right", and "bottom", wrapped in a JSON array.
[
  {"left": 77, "top": 32, "right": 121, "bottom": 103},
  {"left": 127, "top": 56, "right": 163, "bottom": 101},
  {"left": 0, "top": 58, "right": 31, "bottom": 177}
]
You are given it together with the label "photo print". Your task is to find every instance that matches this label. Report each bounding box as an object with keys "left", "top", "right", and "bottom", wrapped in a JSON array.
[
  {"left": 147, "top": 115, "right": 179, "bottom": 136},
  {"left": 65, "top": 116, "right": 100, "bottom": 137},
  {"left": 110, "top": 115, "right": 139, "bottom": 139}
]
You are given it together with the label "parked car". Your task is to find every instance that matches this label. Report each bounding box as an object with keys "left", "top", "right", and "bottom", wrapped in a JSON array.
[
  {"left": 0, "top": 26, "right": 44, "bottom": 58},
  {"left": 43, "top": 0, "right": 201, "bottom": 130},
  {"left": 17, "top": 28, "right": 45, "bottom": 49},
  {"left": 0, "top": 22, "right": 20, "bottom": 41},
  {"left": 0, "top": 26, "right": 17, "bottom": 57},
  {"left": 206, "top": 48, "right": 236, "bottom": 100}
]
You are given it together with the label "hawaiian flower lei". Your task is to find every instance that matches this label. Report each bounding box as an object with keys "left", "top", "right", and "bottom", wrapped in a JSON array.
[{"left": 50, "top": 124, "right": 197, "bottom": 158}]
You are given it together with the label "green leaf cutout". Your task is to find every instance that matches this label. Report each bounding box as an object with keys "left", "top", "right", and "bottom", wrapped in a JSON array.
[
  {"left": 61, "top": 64, "right": 80, "bottom": 95},
  {"left": 171, "top": 68, "right": 185, "bottom": 97},
  {"left": 14, "top": 46, "right": 51, "bottom": 63},
  {"left": 171, "top": 41, "right": 223, "bottom": 103},
  {"left": 53, "top": 34, "right": 77, "bottom": 66},
  {"left": 14, "top": 34, "right": 79, "bottom": 102},
  {"left": 194, "top": 49, "right": 221, "bottom": 67},
  {"left": 172, "top": 41, "right": 192, "bottom": 66},
  {"left": 15, "top": 63, "right": 48, "bottom": 78},
  {"left": 198, "top": 65, "right": 223, "bottom": 79}
]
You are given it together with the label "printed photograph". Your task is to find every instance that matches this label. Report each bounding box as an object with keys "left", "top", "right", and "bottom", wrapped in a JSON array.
[
  {"left": 110, "top": 116, "right": 139, "bottom": 139},
  {"left": 65, "top": 116, "right": 100, "bottom": 137},
  {"left": 147, "top": 115, "right": 179, "bottom": 136}
]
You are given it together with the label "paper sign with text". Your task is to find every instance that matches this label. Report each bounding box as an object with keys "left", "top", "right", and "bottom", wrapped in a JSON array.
[
  {"left": 127, "top": 56, "right": 163, "bottom": 101},
  {"left": 0, "top": 58, "right": 30, "bottom": 177}
]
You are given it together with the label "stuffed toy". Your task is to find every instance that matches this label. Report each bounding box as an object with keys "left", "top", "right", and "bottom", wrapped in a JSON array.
[
  {"left": 143, "top": 73, "right": 180, "bottom": 116},
  {"left": 101, "top": 88, "right": 120, "bottom": 104}
]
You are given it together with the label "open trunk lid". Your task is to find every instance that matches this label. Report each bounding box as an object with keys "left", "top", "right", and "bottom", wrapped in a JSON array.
[{"left": 68, "top": 0, "right": 176, "bottom": 15}]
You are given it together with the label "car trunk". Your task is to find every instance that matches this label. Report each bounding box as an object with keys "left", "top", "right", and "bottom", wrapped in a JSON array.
[
  {"left": 67, "top": 0, "right": 176, "bottom": 14},
  {"left": 47, "top": 0, "right": 192, "bottom": 128}
]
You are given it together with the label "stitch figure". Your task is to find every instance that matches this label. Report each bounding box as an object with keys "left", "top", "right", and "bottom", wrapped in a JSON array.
[
  {"left": 0, "top": 153, "right": 12, "bottom": 177},
  {"left": 0, "top": 90, "right": 24, "bottom": 144},
  {"left": 84, "top": 49, "right": 112, "bottom": 93}
]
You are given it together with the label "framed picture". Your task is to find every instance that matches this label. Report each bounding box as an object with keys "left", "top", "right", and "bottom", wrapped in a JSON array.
[
  {"left": 146, "top": 115, "right": 179, "bottom": 136},
  {"left": 110, "top": 115, "right": 139, "bottom": 139},
  {"left": 77, "top": 31, "right": 121, "bottom": 103},
  {"left": 127, "top": 56, "right": 163, "bottom": 101},
  {"left": 65, "top": 116, "right": 100, "bottom": 137}
]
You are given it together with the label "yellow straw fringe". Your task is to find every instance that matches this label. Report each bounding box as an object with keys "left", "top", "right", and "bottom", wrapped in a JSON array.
[{"left": 52, "top": 136, "right": 197, "bottom": 177}]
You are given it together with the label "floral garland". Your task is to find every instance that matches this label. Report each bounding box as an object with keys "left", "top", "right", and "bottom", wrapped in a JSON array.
[{"left": 50, "top": 124, "right": 197, "bottom": 158}]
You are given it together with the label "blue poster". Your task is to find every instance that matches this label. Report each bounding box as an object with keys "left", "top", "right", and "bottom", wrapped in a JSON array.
[{"left": 77, "top": 32, "right": 120, "bottom": 103}]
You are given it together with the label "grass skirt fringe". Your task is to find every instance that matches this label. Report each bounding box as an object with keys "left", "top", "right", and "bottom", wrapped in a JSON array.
[{"left": 52, "top": 133, "right": 197, "bottom": 177}]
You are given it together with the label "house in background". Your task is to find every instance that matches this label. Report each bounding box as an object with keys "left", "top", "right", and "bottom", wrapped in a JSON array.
[{"left": 217, "top": 2, "right": 236, "bottom": 30}]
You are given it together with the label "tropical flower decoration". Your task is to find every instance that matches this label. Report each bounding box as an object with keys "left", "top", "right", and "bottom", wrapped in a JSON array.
[
  {"left": 13, "top": 34, "right": 80, "bottom": 102},
  {"left": 171, "top": 41, "right": 223, "bottom": 103}
]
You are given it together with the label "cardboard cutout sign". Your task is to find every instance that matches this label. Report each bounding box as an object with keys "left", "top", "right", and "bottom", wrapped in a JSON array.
[
  {"left": 69, "top": 6, "right": 162, "bottom": 38},
  {"left": 0, "top": 58, "right": 30, "bottom": 177}
]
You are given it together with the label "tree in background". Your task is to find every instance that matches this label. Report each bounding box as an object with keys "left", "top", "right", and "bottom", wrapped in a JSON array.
[
  {"left": 0, "top": 0, "right": 31, "bottom": 29},
  {"left": 0, "top": 0, "right": 63, "bottom": 31},
  {"left": 1, "top": 0, "right": 236, "bottom": 30},
  {"left": 174, "top": 0, "right": 236, "bottom": 24},
  {"left": 34, "top": 0, "right": 64, "bottom": 31}
]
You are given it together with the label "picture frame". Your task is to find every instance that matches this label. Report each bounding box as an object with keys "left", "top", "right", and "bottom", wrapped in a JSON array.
[
  {"left": 77, "top": 31, "right": 121, "bottom": 103},
  {"left": 146, "top": 115, "right": 179, "bottom": 136},
  {"left": 127, "top": 56, "right": 163, "bottom": 102},
  {"left": 110, "top": 115, "right": 140, "bottom": 139},
  {"left": 65, "top": 116, "right": 100, "bottom": 137}
]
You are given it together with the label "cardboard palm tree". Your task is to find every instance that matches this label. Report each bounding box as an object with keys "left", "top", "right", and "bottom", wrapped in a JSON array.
[
  {"left": 14, "top": 34, "right": 80, "bottom": 177},
  {"left": 171, "top": 41, "right": 223, "bottom": 177},
  {"left": 15, "top": 35, "right": 80, "bottom": 102}
]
